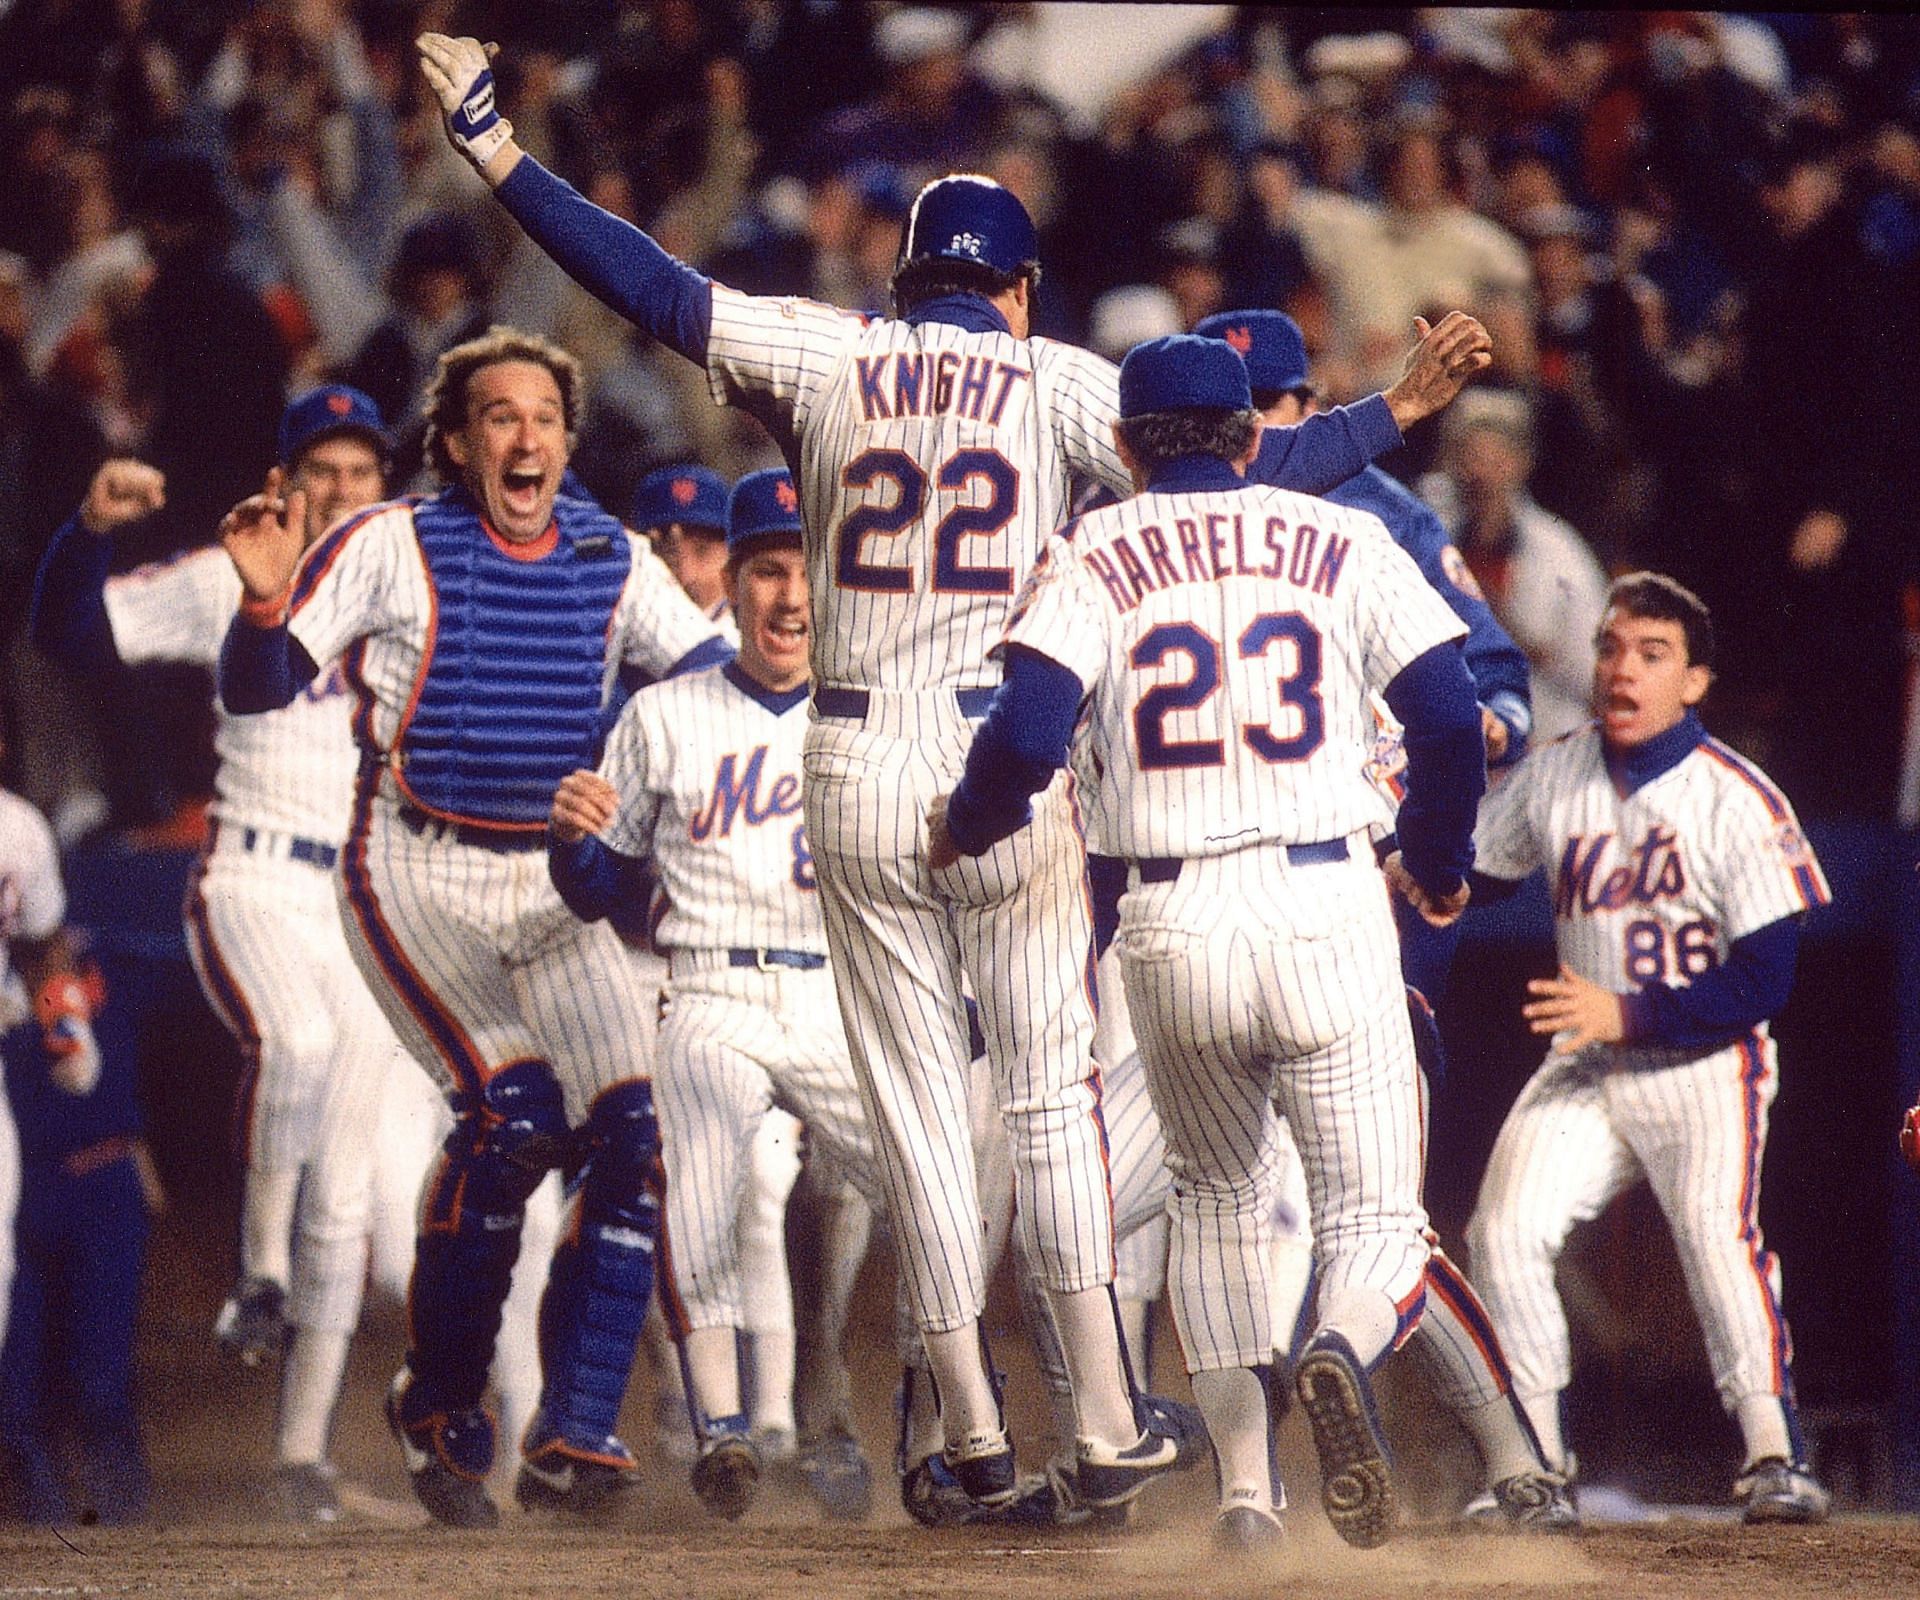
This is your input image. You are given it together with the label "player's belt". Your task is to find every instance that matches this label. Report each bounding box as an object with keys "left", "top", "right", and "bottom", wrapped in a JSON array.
[
  {"left": 812, "top": 686, "right": 996, "bottom": 720},
  {"left": 1134, "top": 838, "right": 1349, "bottom": 884},
  {"left": 672, "top": 947, "right": 828, "bottom": 973},
  {"left": 218, "top": 818, "right": 340, "bottom": 872},
  {"left": 395, "top": 804, "right": 546, "bottom": 854}
]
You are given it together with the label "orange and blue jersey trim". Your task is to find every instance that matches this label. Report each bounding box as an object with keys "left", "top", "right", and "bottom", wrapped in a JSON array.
[
  {"left": 289, "top": 497, "right": 407, "bottom": 616},
  {"left": 1425, "top": 1247, "right": 1513, "bottom": 1394},
  {"left": 182, "top": 830, "right": 264, "bottom": 1161},
  {"left": 1699, "top": 740, "right": 1828, "bottom": 911}
]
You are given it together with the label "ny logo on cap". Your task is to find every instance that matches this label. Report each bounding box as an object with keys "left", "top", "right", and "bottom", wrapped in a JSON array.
[
  {"left": 776, "top": 480, "right": 799, "bottom": 513},
  {"left": 327, "top": 393, "right": 353, "bottom": 416},
  {"left": 672, "top": 477, "right": 697, "bottom": 505},
  {"left": 1223, "top": 326, "right": 1252, "bottom": 354},
  {"left": 950, "top": 231, "right": 983, "bottom": 258}
]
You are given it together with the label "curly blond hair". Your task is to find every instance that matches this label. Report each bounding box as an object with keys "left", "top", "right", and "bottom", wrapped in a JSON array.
[{"left": 421, "top": 325, "right": 583, "bottom": 484}]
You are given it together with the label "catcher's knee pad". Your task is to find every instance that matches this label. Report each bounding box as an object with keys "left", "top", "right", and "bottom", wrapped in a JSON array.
[
  {"left": 410, "top": 1060, "right": 568, "bottom": 1410},
  {"left": 535, "top": 1080, "right": 661, "bottom": 1448}
]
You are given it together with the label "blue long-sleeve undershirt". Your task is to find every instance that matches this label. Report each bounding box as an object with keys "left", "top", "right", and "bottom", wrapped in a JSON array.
[
  {"left": 1620, "top": 915, "right": 1802, "bottom": 1052},
  {"left": 217, "top": 616, "right": 320, "bottom": 713},
  {"left": 943, "top": 646, "right": 1086, "bottom": 857},
  {"left": 30, "top": 515, "right": 116, "bottom": 670},
  {"left": 548, "top": 832, "right": 655, "bottom": 926},
  {"left": 496, "top": 155, "right": 713, "bottom": 363},
  {"left": 1381, "top": 641, "right": 1484, "bottom": 896}
]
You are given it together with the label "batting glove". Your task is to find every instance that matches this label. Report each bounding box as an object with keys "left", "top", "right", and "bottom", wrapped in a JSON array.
[
  {"left": 1902, "top": 1103, "right": 1920, "bottom": 1174},
  {"left": 417, "top": 33, "right": 514, "bottom": 172},
  {"left": 36, "top": 972, "right": 102, "bottom": 1096}
]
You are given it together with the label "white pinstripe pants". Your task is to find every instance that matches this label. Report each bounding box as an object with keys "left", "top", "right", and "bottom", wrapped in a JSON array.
[
  {"left": 1119, "top": 845, "right": 1428, "bottom": 1373},
  {"left": 184, "top": 839, "right": 396, "bottom": 1330},
  {"left": 803, "top": 697, "right": 1111, "bottom": 1334},
  {"left": 1466, "top": 1033, "right": 1797, "bottom": 1413},
  {"left": 653, "top": 961, "right": 877, "bottom": 1331},
  {"left": 337, "top": 799, "right": 655, "bottom": 1123}
]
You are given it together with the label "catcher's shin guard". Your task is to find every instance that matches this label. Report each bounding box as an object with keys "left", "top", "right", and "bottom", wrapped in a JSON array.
[
  {"left": 532, "top": 1079, "right": 660, "bottom": 1459},
  {"left": 407, "top": 1061, "right": 566, "bottom": 1414}
]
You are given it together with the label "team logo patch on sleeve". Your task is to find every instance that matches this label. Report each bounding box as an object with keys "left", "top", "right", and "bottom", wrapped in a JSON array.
[
  {"left": 1440, "top": 544, "right": 1486, "bottom": 601},
  {"left": 1773, "top": 820, "right": 1814, "bottom": 870}
]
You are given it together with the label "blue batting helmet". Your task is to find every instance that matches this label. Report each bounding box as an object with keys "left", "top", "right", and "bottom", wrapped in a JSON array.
[{"left": 897, "top": 174, "right": 1039, "bottom": 279}]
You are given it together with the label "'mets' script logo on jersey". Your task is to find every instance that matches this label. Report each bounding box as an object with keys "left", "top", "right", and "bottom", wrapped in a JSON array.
[
  {"left": 1082, "top": 514, "right": 1350, "bottom": 615},
  {"left": 1553, "top": 824, "right": 1688, "bottom": 917},
  {"left": 688, "top": 747, "right": 803, "bottom": 841}
]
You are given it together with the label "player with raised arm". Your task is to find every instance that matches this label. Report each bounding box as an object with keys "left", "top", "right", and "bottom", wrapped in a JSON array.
[
  {"left": 215, "top": 326, "right": 729, "bottom": 1528},
  {"left": 416, "top": 30, "right": 1492, "bottom": 1512},
  {"left": 30, "top": 390, "right": 410, "bottom": 1524},
  {"left": 1464, "top": 572, "right": 1832, "bottom": 1524},
  {"left": 933, "top": 335, "right": 1487, "bottom": 1551}
]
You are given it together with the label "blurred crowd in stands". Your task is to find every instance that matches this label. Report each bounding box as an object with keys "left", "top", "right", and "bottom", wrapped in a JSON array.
[{"left": 2, "top": 3, "right": 1918, "bottom": 836}]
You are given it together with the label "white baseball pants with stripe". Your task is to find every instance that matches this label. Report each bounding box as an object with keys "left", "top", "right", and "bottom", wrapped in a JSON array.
[
  {"left": 1466, "top": 1034, "right": 1798, "bottom": 1416},
  {"left": 654, "top": 959, "right": 877, "bottom": 1332},
  {"left": 1118, "top": 845, "right": 1429, "bottom": 1374},
  {"left": 803, "top": 693, "right": 1109, "bottom": 1335},
  {"left": 183, "top": 836, "right": 394, "bottom": 1332},
  {"left": 336, "top": 801, "right": 656, "bottom": 1119}
]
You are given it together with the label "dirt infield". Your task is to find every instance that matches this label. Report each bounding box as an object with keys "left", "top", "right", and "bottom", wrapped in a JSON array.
[
  {"left": 7, "top": 1195, "right": 1914, "bottom": 1598},
  {"left": 3, "top": 1512, "right": 1917, "bottom": 1600}
]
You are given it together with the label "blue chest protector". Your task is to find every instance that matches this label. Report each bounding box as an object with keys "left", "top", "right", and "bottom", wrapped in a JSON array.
[{"left": 399, "top": 490, "right": 631, "bottom": 827}]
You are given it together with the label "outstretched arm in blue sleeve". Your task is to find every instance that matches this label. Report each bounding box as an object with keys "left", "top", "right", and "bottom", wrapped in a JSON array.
[{"left": 495, "top": 156, "right": 713, "bottom": 364}]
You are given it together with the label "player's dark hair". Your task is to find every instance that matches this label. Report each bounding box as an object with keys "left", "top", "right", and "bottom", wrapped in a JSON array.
[
  {"left": 1605, "top": 570, "right": 1715, "bottom": 668},
  {"left": 1116, "top": 409, "right": 1261, "bottom": 475},
  {"left": 889, "top": 257, "right": 1036, "bottom": 318},
  {"left": 422, "top": 325, "right": 582, "bottom": 484}
]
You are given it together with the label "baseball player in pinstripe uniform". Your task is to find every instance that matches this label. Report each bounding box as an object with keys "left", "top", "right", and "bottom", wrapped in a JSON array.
[
  {"left": 933, "top": 335, "right": 1488, "bottom": 1551},
  {"left": 217, "top": 326, "right": 730, "bottom": 1528},
  {"left": 627, "top": 462, "right": 847, "bottom": 1477},
  {"left": 1465, "top": 571, "right": 1832, "bottom": 1523},
  {"left": 29, "top": 390, "right": 406, "bottom": 1524},
  {"left": 1178, "top": 310, "right": 1572, "bottom": 1528},
  {"left": 417, "top": 30, "right": 1491, "bottom": 1508},
  {"left": 550, "top": 467, "right": 883, "bottom": 1522}
]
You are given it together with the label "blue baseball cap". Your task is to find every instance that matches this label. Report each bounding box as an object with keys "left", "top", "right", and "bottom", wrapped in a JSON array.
[
  {"left": 279, "top": 384, "right": 388, "bottom": 466},
  {"left": 1117, "top": 335, "right": 1253, "bottom": 419},
  {"left": 631, "top": 464, "right": 730, "bottom": 535},
  {"left": 1192, "top": 310, "right": 1311, "bottom": 397},
  {"left": 727, "top": 468, "right": 804, "bottom": 552},
  {"left": 898, "top": 174, "right": 1040, "bottom": 279}
]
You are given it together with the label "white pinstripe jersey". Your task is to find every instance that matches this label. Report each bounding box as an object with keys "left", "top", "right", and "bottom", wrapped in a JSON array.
[
  {"left": 598, "top": 664, "right": 821, "bottom": 957},
  {"left": 104, "top": 547, "right": 358, "bottom": 844},
  {"left": 284, "top": 501, "right": 718, "bottom": 786},
  {"left": 0, "top": 789, "right": 63, "bottom": 1029},
  {"left": 704, "top": 286, "right": 1130, "bottom": 692},
  {"left": 1474, "top": 724, "right": 1830, "bottom": 1013},
  {"left": 1002, "top": 483, "right": 1466, "bottom": 860}
]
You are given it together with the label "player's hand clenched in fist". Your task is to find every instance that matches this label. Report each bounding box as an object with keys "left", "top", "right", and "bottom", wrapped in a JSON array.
[
  {"left": 551, "top": 770, "right": 619, "bottom": 844},
  {"left": 1383, "top": 850, "right": 1469, "bottom": 929},
  {"left": 219, "top": 466, "right": 308, "bottom": 609},
  {"left": 80, "top": 459, "right": 166, "bottom": 536}
]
